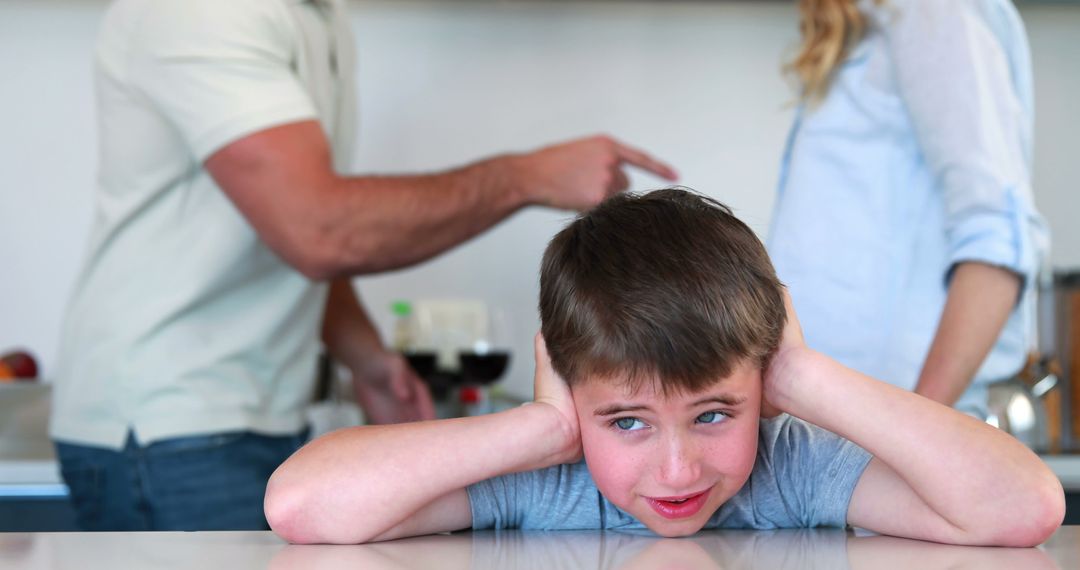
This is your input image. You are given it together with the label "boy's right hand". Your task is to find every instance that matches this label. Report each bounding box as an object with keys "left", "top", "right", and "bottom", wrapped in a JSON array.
[{"left": 531, "top": 333, "right": 583, "bottom": 465}]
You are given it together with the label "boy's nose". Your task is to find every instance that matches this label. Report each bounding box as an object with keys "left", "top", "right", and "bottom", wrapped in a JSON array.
[{"left": 656, "top": 433, "right": 702, "bottom": 490}]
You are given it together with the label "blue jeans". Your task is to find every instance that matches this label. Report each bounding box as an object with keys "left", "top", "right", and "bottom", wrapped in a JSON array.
[{"left": 54, "top": 429, "right": 308, "bottom": 531}]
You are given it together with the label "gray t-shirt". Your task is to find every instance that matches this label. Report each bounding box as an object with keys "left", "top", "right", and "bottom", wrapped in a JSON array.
[{"left": 468, "top": 414, "right": 872, "bottom": 531}]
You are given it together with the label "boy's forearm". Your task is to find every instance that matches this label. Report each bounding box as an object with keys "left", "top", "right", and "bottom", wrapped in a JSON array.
[
  {"left": 767, "top": 348, "right": 1061, "bottom": 540},
  {"left": 265, "top": 403, "right": 574, "bottom": 543}
]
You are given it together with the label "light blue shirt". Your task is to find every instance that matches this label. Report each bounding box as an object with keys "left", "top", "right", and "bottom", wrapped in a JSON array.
[{"left": 768, "top": 0, "right": 1048, "bottom": 416}]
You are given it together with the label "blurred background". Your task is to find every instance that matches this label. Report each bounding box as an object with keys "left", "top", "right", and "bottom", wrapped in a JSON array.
[
  {"left": 1, "top": 0, "right": 1079, "bottom": 532},
  {"left": 2, "top": 0, "right": 1077, "bottom": 399}
]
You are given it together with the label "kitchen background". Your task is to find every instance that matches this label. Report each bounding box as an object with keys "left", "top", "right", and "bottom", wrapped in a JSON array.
[{"left": 1, "top": 0, "right": 1078, "bottom": 401}]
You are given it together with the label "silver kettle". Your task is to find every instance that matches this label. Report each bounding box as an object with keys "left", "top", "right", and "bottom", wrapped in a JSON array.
[{"left": 985, "top": 355, "right": 1058, "bottom": 450}]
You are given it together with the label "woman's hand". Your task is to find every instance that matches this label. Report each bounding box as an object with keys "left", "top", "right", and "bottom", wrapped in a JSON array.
[{"left": 531, "top": 332, "right": 582, "bottom": 464}]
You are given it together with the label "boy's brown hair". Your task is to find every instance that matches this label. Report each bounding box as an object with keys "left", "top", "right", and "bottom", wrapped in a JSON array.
[{"left": 539, "top": 188, "right": 786, "bottom": 395}]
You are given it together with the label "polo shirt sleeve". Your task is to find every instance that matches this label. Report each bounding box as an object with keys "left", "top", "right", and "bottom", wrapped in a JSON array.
[
  {"left": 126, "top": 0, "right": 318, "bottom": 162},
  {"left": 880, "top": 0, "right": 1040, "bottom": 290}
]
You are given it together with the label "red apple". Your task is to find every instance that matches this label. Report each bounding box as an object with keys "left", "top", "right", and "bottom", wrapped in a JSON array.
[{"left": 1, "top": 351, "right": 38, "bottom": 379}]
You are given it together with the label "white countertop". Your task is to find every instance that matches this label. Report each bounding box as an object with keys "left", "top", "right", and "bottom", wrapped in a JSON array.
[
  {"left": 1, "top": 528, "right": 1078, "bottom": 569},
  {"left": 0, "top": 460, "right": 65, "bottom": 498}
]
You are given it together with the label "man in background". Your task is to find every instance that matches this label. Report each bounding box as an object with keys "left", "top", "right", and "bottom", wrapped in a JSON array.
[{"left": 51, "top": 0, "right": 676, "bottom": 531}]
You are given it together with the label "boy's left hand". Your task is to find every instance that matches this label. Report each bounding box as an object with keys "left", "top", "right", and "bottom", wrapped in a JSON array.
[
  {"left": 762, "top": 287, "right": 809, "bottom": 415},
  {"left": 775, "top": 287, "right": 806, "bottom": 353}
]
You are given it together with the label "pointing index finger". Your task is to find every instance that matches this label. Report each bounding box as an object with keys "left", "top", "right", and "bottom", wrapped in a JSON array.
[{"left": 611, "top": 140, "right": 678, "bottom": 182}]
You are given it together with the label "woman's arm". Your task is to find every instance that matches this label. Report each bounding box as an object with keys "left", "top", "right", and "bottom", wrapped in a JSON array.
[
  {"left": 265, "top": 334, "right": 580, "bottom": 544},
  {"left": 913, "top": 262, "right": 1021, "bottom": 405},
  {"left": 884, "top": 0, "right": 1041, "bottom": 404},
  {"left": 765, "top": 291, "right": 1063, "bottom": 546}
]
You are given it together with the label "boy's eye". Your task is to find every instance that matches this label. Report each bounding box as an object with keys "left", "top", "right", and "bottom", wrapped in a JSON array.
[
  {"left": 696, "top": 411, "right": 727, "bottom": 425},
  {"left": 613, "top": 417, "right": 647, "bottom": 431}
]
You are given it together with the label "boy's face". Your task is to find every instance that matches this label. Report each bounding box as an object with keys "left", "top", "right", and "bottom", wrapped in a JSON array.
[{"left": 571, "top": 360, "right": 762, "bottom": 537}]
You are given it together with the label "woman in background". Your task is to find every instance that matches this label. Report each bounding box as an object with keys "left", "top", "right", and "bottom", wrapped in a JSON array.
[{"left": 768, "top": 0, "right": 1049, "bottom": 416}]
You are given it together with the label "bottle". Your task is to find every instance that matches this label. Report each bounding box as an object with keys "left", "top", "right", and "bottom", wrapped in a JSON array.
[
  {"left": 392, "top": 300, "right": 440, "bottom": 381},
  {"left": 391, "top": 300, "right": 417, "bottom": 353}
]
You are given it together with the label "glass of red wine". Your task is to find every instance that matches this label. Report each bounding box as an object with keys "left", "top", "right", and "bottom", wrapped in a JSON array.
[
  {"left": 458, "top": 350, "right": 510, "bottom": 386},
  {"left": 403, "top": 352, "right": 438, "bottom": 380},
  {"left": 458, "top": 308, "right": 511, "bottom": 386}
]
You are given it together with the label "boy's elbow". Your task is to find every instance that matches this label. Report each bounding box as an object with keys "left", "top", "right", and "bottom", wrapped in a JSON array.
[
  {"left": 265, "top": 476, "right": 332, "bottom": 544},
  {"left": 1017, "top": 478, "right": 1065, "bottom": 546},
  {"left": 265, "top": 477, "right": 312, "bottom": 544},
  {"left": 265, "top": 475, "right": 383, "bottom": 545},
  {"left": 987, "top": 476, "right": 1065, "bottom": 547}
]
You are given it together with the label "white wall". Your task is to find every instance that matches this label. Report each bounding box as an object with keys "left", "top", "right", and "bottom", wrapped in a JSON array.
[
  {"left": 1, "top": 0, "right": 1078, "bottom": 398},
  {"left": 1025, "top": 6, "right": 1080, "bottom": 269},
  {"left": 1, "top": 0, "right": 100, "bottom": 381}
]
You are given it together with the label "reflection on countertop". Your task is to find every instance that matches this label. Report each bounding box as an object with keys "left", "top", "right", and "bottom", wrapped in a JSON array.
[{"left": 2, "top": 528, "right": 1078, "bottom": 570}]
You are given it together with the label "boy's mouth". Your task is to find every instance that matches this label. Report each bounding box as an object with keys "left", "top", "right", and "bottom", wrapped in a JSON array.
[{"left": 644, "top": 487, "right": 713, "bottom": 520}]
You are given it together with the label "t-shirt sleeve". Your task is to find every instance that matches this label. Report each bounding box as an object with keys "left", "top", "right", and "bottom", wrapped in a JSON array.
[
  {"left": 126, "top": 0, "right": 318, "bottom": 162},
  {"left": 755, "top": 415, "right": 873, "bottom": 528},
  {"left": 468, "top": 469, "right": 537, "bottom": 530},
  {"left": 467, "top": 462, "right": 606, "bottom": 530}
]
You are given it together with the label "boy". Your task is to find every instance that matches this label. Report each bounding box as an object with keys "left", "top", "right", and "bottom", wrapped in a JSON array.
[{"left": 265, "top": 189, "right": 1064, "bottom": 545}]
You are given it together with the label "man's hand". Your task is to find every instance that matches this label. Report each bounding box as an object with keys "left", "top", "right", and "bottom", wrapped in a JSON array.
[
  {"left": 511, "top": 135, "right": 678, "bottom": 212},
  {"left": 531, "top": 333, "right": 582, "bottom": 464},
  {"left": 352, "top": 351, "right": 436, "bottom": 424}
]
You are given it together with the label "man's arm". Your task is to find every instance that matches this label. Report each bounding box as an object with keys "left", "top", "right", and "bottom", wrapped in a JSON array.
[
  {"left": 265, "top": 334, "right": 580, "bottom": 544},
  {"left": 765, "top": 292, "right": 1063, "bottom": 547},
  {"left": 206, "top": 121, "right": 676, "bottom": 280},
  {"left": 913, "top": 262, "right": 1021, "bottom": 406},
  {"left": 321, "top": 278, "right": 435, "bottom": 424}
]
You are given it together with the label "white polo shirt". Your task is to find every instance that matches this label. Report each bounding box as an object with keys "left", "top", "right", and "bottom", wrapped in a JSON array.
[{"left": 51, "top": 0, "right": 357, "bottom": 449}]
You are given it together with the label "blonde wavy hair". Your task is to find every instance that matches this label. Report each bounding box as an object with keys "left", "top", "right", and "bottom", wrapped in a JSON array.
[{"left": 787, "top": 0, "right": 883, "bottom": 102}]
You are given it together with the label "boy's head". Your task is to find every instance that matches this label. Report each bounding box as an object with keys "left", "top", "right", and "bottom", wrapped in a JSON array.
[
  {"left": 539, "top": 188, "right": 786, "bottom": 536},
  {"left": 539, "top": 188, "right": 786, "bottom": 393}
]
